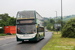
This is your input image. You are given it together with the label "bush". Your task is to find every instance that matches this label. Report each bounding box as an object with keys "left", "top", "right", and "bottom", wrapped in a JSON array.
[
  {"left": 0, "top": 29, "right": 4, "bottom": 33},
  {"left": 0, "top": 34, "right": 6, "bottom": 36},
  {"left": 61, "top": 18, "right": 75, "bottom": 38},
  {"left": 46, "top": 24, "right": 51, "bottom": 30}
]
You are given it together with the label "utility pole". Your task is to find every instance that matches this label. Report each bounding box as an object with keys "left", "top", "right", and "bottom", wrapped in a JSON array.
[
  {"left": 61, "top": 0, "right": 63, "bottom": 29},
  {"left": 55, "top": 11, "right": 58, "bottom": 34}
]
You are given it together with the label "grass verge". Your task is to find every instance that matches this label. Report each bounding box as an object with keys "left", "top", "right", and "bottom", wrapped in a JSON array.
[
  {"left": 0, "top": 33, "right": 16, "bottom": 36},
  {"left": 0, "top": 34, "right": 7, "bottom": 36},
  {"left": 13, "top": 34, "right": 16, "bottom": 35},
  {"left": 42, "top": 31, "right": 75, "bottom": 50}
]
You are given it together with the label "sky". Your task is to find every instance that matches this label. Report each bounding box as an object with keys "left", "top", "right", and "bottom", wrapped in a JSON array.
[{"left": 0, "top": 0, "right": 75, "bottom": 18}]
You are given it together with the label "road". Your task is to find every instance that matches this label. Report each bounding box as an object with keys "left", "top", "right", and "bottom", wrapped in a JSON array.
[{"left": 0, "top": 32, "right": 53, "bottom": 50}]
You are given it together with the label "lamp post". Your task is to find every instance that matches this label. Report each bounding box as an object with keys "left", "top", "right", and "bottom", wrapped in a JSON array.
[
  {"left": 55, "top": 11, "right": 57, "bottom": 18},
  {"left": 55, "top": 11, "right": 58, "bottom": 34},
  {"left": 61, "top": 0, "right": 63, "bottom": 29}
]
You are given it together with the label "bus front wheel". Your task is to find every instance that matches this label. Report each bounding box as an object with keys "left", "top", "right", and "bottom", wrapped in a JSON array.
[{"left": 22, "top": 41, "right": 25, "bottom": 43}]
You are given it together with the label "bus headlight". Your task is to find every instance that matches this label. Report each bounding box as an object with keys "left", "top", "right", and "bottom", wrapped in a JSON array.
[
  {"left": 17, "top": 34, "right": 23, "bottom": 38},
  {"left": 32, "top": 35, "right": 35, "bottom": 37},
  {"left": 28, "top": 34, "right": 36, "bottom": 37}
]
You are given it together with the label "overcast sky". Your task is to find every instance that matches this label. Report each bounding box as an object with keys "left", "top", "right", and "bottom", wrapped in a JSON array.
[{"left": 0, "top": 0, "right": 75, "bottom": 18}]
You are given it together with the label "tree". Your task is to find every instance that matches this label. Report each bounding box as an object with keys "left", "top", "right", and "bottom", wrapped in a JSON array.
[
  {"left": 8, "top": 17, "right": 16, "bottom": 26},
  {"left": 44, "top": 21, "right": 49, "bottom": 26},
  {"left": 45, "top": 19, "right": 55, "bottom": 31},
  {"left": 49, "top": 19, "right": 55, "bottom": 24},
  {"left": 0, "top": 13, "right": 10, "bottom": 21},
  {"left": 62, "top": 18, "right": 75, "bottom": 38},
  {"left": 46, "top": 23, "right": 51, "bottom": 30},
  {"left": 56, "top": 19, "right": 61, "bottom": 24},
  {"left": 0, "top": 13, "right": 16, "bottom": 33}
]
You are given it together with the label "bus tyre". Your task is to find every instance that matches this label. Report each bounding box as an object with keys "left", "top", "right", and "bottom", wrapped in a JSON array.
[
  {"left": 37, "top": 35, "right": 40, "bottom": 41},
  {"left": 42, "top": 37, "right": 44, "bottom": 39},
  {"left": 22, "top": 41, "right": 25, "bottom": 43}
]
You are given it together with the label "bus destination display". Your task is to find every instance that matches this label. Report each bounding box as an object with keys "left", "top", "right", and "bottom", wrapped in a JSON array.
[{"left": 20, "top": 20, "right": 34, "bottom": 24}]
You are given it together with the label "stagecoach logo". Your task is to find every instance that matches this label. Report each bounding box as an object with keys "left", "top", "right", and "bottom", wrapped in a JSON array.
[{"left": 23, "top": 35, "right": 25, "bottom": 37}]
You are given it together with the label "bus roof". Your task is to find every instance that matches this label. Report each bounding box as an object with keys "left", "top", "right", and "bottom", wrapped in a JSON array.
[{"left": 17, "top": 10, "right": 43, "bottom": 20}]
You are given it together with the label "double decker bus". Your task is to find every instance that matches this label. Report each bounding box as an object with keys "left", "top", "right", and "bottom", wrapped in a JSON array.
[{"left": 16, "top": 10, "right": 45, "bottom": 42}]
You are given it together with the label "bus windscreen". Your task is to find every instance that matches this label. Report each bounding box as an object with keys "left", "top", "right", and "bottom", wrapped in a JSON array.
[{"left": 17, "top": 25, "right": 36, "bottom": 34}]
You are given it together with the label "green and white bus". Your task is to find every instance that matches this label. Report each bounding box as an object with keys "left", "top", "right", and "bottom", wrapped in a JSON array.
[{"left": 16, "top": 10, "right": 45, "bottom": 42}]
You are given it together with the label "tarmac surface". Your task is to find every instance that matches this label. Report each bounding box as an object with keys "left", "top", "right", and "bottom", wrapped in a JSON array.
[{"left": 0, "top": 32, "right": 53, "bottom": 50}]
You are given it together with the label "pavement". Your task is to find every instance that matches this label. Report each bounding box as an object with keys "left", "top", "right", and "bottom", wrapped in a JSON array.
[
  {"left": 0, "top": 32, "right": 53, "bottom": 50},
  {"left": 0, "top": 35, "right": 16, "bottom": 40}
]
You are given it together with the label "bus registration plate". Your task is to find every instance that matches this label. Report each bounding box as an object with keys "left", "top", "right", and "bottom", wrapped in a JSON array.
[
  {"left": 23, "top": 35, "right": 28, "bottom": 37},
  {"left": 24, "top": 40, "right": 29, "bottom": 41}
]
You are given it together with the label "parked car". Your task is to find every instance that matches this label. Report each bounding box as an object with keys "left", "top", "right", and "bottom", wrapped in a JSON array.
[
  {"left": 0, "top": 27, "right": 2, "bottom": 29},
  {"left": 45, "top": 30, "right": 48, "bottom": 32}
]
